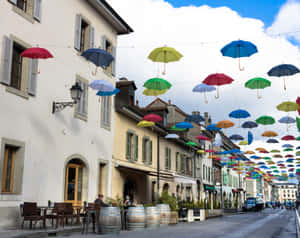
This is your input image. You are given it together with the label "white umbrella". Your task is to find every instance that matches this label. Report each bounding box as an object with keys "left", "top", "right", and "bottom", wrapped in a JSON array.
[
  {"left": 89, "top": 79, "right": 115, "bottom": 92},
  {"left": 165, "top": 134, "right": 179, "bottom": 139}
]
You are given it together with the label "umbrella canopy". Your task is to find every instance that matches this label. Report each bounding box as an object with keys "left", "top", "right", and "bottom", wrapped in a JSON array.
[
  {"left": 296, "top": 151, "right": 300, "bottom": 156},
  {"left": 196, "top": 135, "right": 211, "bottom": 141},
  {"left": 96, "top": 88, "right": 119, "bottom": 96},
  {"left": 239, "top": 141, "right": 248, "bottom": 145},
  {"left": 89, "top": 80, "right": 114, "bottom": 91},
  {"left": 266, "top": 139, "right": 279, "bottom": 143},
  {"left": 143, "top": 89, "right": 167, "bottom": 96},
  {"left": 242, "top": 121, "right": 258, "bottom": 129},
  {"left": 273, "top": 154, "right": 283, "bottom": 158},
  {"left": 244, "top": 151, "right": 255, "bottom": 154},
  {"left": 185, "top": 114, "right": 204, "bottom": 123},
  {"left": 245, "top": 77, "right": 271, "bottom": 99},
  {"left": 220, "top": 40, "right": 258, "bottom": 71},
  {"left": 282, "top": 144, "right": 293, "bottom": 148},
  {"left": 137, "top": 121, "right": 155, "bottom": 127},
  {"left": 283, "top": 148, "right": 293, "bottom": 152},
  {"left": 256, "top": 147, "right": 267, "bottom": 151},
  {"left": 21, "top": 47, "right": 53, "bottom": 59},
  {"left": 148, "top": 46, "right": 183, "bottom": 74},
  {"left": 281, "top": 135, "right": 296, "bottom": 141},
  {"left": 267, "top": 64, "right": 300, "bottom": 90},
  {"left": 296, "top": 136, "right": 300, "bottom": 141},
  {"left": 248, "top": 131, "right": 253, "bottom": 145},
  {"left": 277, "top": 101, "right": 300, "bottom": 112},
  {"left": 206, "top": 124, "right": 221, "bottom": 131},
  {"left": 81, "top": 48, "right": 114, "bottom": 69},
  {"left": 192, "top": 83, "right": 216, "bottom": 103},
  {"left": 197, "top": 150, "right": 206, "bottom": 154},
  {"left": 144, "top": 78, "right": 172, "bottom": 91},
  {"left": 165, "top": 134, "right": 179, "bottom": 139},
  {"left": 261, "top": 131, "right": 278, "bottom": 137},
  {"left": 229, "top": 134, "right": 244, "bottom": 141},
  {"left": 170, "top": 125, "right": 186, "bottom": 132},
  {"left": 229, "top": 109, "right": 250, "bottom": 119},
  {"left": 202, "top": 73, "right": 234, "bottom": 98},
  {"left": 297, "top": 117, "right": 300, "bottom": 132},
  {"left": 278, "top": 116, "right": 296, "bottom": 124},
  {"left": 216, "top": 120, "right": 235, "bottom": 129},
  {"left": 175, "top": 122, "right": 193, "bottom": 129},
  {"left": 186, "top": 141, "right": 198, "bottom": 147},
  {"left": 270, "top": 150, "right": 281, "bottom": 153},
  {"left": 205, "top": 149, "right": 215, "bottom": 153},
  {"left": 256, "top": 116, "right": 275, "bottom": 125},
  {"left": 143, "top": 114, "right": 162, "bottom": 122},
  {"left": 296, "top": 97, "right": 300, "bottom": 115}
]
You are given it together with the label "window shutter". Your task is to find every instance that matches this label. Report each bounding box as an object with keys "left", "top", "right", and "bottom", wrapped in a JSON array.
[
  {"left": 134, "top": 135, "right": 138, "bottom": 161},
  {"left": 168, "top": 148, "right": 171, "bottom": 170},
  {"left": 176, "top": 153, "right": 178, "bottom": 171},
  {"left": 142, "top": 139, "right": 146, "bottom": 162},
  {"left": 8, "top": 0, "right": 17, "bottom": 4},
  {"left": 1, "top": 36, "right": 13, "bottom": 85},
  {"left": 90, "top": 26, "right": 95, "bottom": 48},
  {"left": 83, "top": 83, "right": 88, "bottom": 115},
  {"left": 165, "top": 148, "right": 168, "bottom": 169},
  {"left": 28, "top": 59, "right": 38, "bottom": 96},
  {"left": 33, "top": 0, "right": 42, "bottom": 22},
  {"left": 149, "top": 141, "right": 152, "bottom": 165},
  {"left": 112, "top": 46, "right": 116, "bottom": 76},
  {"left": 126, "top": 132, "right": 130, "bottom": 160},
  {"left": 102, "top": 36, "right": 107, "bottom": 50},
  {"left": 74, "top": 15, "right": 82, "bottom": 50},
  {"left": 107, "top": 97, "right": 111, "bottom": 126}
]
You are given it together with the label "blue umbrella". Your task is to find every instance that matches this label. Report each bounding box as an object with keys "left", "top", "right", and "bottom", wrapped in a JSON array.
[
  {"left": 282, "top": 144, "right": 293, "bottom": 148},
  {"left": 279, "top": 116, "right": 296, "bottom": 132},
  {"left": 266, "top": 139, "right": 279, "bottom": 143},
  {"left": 267, "top": 64, "right": 300, "bottom": 90},
  {"left": 185, "top": 114, "right": 205, "bottom": 123},
  {"left": 228, "top": 149, "right": 243, "bottom": 154},
  {"left": 96, "top": 88, "right": 120, "bottom": 96},
  {"left": 175, "top": 122, "right": 193, "bottom": 129},
  {"left": 192, "top": 83, "right": 216, "bottom": 103},
  {"left": 250, "top": 155, "right": 260, "bottom": 159},
  {"left": 242, "top": 121, "right": 258, "bottom": 129},
  {"left": 89, "top": 80, "right": 114, "bottom": 91},
  {"left": 229, "top": 109, "right": 251, "bottom": 127},
  {"left": 248, "top": 131, "right": 253, "bottom": 145},
  {"left": 206, "top": 124, "right": 221, "bottom": 131},
  {"left": 229, "top": 134, "right": 244, "bottom": 141},
  {"left": 221, "top": 40, "right": 258, "bottom": 71},
  {"left": 297, "top": 146, "right": 300, "bottom": 150}
]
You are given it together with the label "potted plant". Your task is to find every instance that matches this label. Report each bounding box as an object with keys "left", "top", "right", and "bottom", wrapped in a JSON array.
[
  {"left": 48, "top": 200, "right": 51, "bottom": 208},
  {"left": 158, "top": 191, "right": 178, "bottom": 224}
]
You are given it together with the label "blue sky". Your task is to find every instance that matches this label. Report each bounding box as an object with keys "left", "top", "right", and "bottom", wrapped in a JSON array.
[{"left": 166, "top": 0, "right": 286, "bottom": 27}]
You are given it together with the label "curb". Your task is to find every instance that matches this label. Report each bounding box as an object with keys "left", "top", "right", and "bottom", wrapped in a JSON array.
[{"left": 296, "top": 209, "right": 300, "bottom": 238}]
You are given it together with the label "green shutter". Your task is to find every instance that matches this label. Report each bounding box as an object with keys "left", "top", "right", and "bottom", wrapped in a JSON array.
[
  {"left": 168, "top": 148, "right": 171, "bottom": 170},
  {"left": 176, "top": 153, "right": 178, "bottom": 171},
  {"left": 142, "top": 139, "right": 146, "bottom": 162},
  {"left": 126, "top": 132, "right": 130, "bottom": 160},
  {"left": 149, "top": 141, "right": 152, "bottom": 165},
  {"left": 181, "top": 154, "right": 184, "bottom": 173},
  {"left": 135, "top": 134, "right": 138, "bottom": 161},
  {"left": 165, "top": 147, "right": 168, "bottom": 169}
]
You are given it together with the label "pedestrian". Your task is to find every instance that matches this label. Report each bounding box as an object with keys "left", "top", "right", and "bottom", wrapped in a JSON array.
[
  {"left": 94, "top": 194, "right": 109, "bottom": 207},
  {"left": 94, "top": 194, "right": 108, "bottom": 233},
  {"left": 123, "top": 195, "right": 132, "bottom": 230}
]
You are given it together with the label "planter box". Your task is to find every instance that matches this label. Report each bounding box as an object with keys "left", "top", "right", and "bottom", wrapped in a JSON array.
[
  {"left": 187, "top": 209, "right": 194, "bottom": 222},
  {"left": 169, "top": 211, "right": 178, "bottom": 224},
  {"left": 207, "top": 209, "right": 224, "bottom": 218},
  {"left": 193, "top": 208, "right": 205, "bottom": 221},
  {"left": 178, "top": 208, "right": 187, "bottom": 222}
]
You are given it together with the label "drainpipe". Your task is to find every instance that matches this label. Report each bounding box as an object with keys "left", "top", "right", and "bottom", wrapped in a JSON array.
[{"left": 157, "top": 134, "right": 160, "bottom": 201}]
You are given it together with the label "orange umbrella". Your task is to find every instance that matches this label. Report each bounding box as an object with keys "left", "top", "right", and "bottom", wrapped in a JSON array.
[
  {"left": 261, "top": 131, "right": 278, "bottom": 137},
  {"left": 244, "top": 150, "right": 255, "bottom": 154},
  {"left": 216, "top": 120, "right": 235, "bottom": 129},
  {"left": 273, "top": 154, "right": 283, "bottom": 158},
  {"left": 255, "top": 147, "right": 267, "bottom": 151}
]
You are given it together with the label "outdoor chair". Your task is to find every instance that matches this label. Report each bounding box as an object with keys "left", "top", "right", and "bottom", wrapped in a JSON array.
[
  {"left": 20, "top": 202, "right": 45, "bottom": 229},
  {"left": 45, "top": 202, "right": 65, "bottom": 228}
]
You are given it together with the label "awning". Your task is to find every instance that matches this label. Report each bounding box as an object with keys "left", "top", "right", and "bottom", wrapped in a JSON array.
[
  {"left": 232, "top": 189, "right": 239, "bottom": 193},
  {"left": 174, "top": 175, "right": 196, "bottom": 184},
  {"left": 204, "top": 184, "right": 216, "bottom": 191}
]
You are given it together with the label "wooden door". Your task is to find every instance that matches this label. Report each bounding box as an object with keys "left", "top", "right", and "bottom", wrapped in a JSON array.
[{"left": 65, "top": 164, "right": 83, "bottom": 206}]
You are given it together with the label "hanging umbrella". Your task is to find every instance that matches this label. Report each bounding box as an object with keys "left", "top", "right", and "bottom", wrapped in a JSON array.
[
  {"left": 256, "top": 116, "right": 275, "bottom": 126},
  {"left": 216, "top": 120, "right": 235, "bottom": 129},
  {"left": 202, "top": 73, "right": 234, "bottom": 99},
  {"left": 271, "top": 150, "right": 281, "bottom": 153},
  {"left": 266, "top": 139, "right": 279, "bottom": 143},
  {"left": 296, "top": 136, "right": 300, "bottom": 141},
  {"left": 185, "top": 114, "right": 205, "bottom": 123},
  {"left": 96, "top": 88, "right": 119, "bottom": 96},
  {"left": 278, "top": 116, "right": 296, "bottom": 132},
  {"left": 192, "top": 83, "right": 216, "bottom": 104},
  {"left": 89, "top": 80, "right": 115, "bottom": 92},
  {"left": 170, "top": 125, "right": 186, "bottom": 132},
  {"left": 206, "top": 124, "right": 221, "bottom": 131},
  {"left": 143, "top": 88, "right": 167, "bottom": 96},
  {"left": 273, "top": 154, "right": 283, "bottom": 158},
  {"left": 297, "top": 117, "right": 300, "bottom": 132},
  {"left": 197, "top": 150, "right": 206, "bottom": 154},
  {"left": 282, "top": 144, "right": 293, "bottom": 148},
  {"left": 241, "top": 121, "right": 258, "bottom": 129},
  {"left": 248, "top": 131, "right": 253, "bottom": 145},
  {"left": 144, "top": 78, "right": 172, "bottom": 91},
  {"left": 267, "top": 64, "right": 300, "bottom": 90},
  {"left": 245, "top": 77, "right": 271, "bottom": 99},
  {"left": 81, "top": 48, "right": 114, "bottom": 75},
  {"left": 137, "top": 121, "right": 155, "bottom": 127},
  {"left": 175, "top": 122, "right": 193, "bottom": 129},
  {"left": 261, "top": 131, "right": 278, "bottom": 137},
  {"left": 148, "top": 46, "right": 183, "bottom": 75},
  {"left": 205, "top": 149, "right": 215, "bottom": 153},
  {"left": 165, "top": 134, "right": 179, "bottom": 139},
  {"left": 229, "top": 109, "right": 250, "bottom": 127},
  {"left": 296, "top": 151, "right": 300, "bottom": 156},
  {"left": 244, "top": 151, "right": 255, "bottom": 154},
  {"left": 282, "top": 135, "right": 296, "bottom": 141},
  {"left": 277, "top": 101, "right": 300, "bottom": 113},
  {"left": 239, "top": 141, "right": 248, "bottom": 145},
  {"left": 220, "top": 40, "right": 258, "bottom": 71},
  {"left": 296, "top": 97, "right": 300, "bottom": 115},
  {"left": 256, "top": 147, "right": 267, "bottom": 151},
  {"left": 143, "top": 114, "right": 162, "bottom": 122},
  {"left": 186, "top": 141, "right": 198, "bottom": 147},
  {"left": 283, "top": 148, "right": 293, "bottom": 152},
  {"left": 229, "top": 134, "right": 244, "bottom": 141},
  {"left": 196, "top": 135, "right": 211, "bottom": 141}
]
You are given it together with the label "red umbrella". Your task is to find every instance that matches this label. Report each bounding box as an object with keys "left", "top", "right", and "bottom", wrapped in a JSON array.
[
  {"left": 297, "top": 97, "right": 300, "bottom": 115},
  {"left": 21, "top": 47, "right": 53, "bottom": 59},
  {"left": 281, "top": 135, "right": 295, "bottom": 140},
  {"left": 196, "top": 135, "right": 211, "bottom": 141},
  {"left": 202, "top": 73, "right": 234, "bottom": 99},
  {"left": 285, "top": 154, "right": 294, "bottom": 158},
  {"left": 260, "top": 151, "right": 269, "bottom": 154},
  {"left": 229, "top": 156, "right": 238, "bottom": 159},
  {"left": 143, "top": 114, "right": 162, "bottom": 122},
  {"left": 205, "top": 149, "right": 215, "bottom": 153},
  {"left": 214, "top": 157, "right": 222, "bottom": 161}
]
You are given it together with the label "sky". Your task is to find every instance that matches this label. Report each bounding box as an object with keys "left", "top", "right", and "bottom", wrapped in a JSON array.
[{"left": 107, "top": 0, "right": 300, "bottom": 181}]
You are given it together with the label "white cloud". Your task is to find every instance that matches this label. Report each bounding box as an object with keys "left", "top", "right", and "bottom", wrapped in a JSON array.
[{"left": 109, "top": 0, "right": 300, "bottom": 157}]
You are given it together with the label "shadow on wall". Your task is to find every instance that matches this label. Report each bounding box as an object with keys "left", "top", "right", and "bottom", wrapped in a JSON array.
[
  {"left": 0, "top": 206, "right": 21, "bottom": 229},
  {"left": 28, "top": 114, "right": 55, "bottom": 144}
]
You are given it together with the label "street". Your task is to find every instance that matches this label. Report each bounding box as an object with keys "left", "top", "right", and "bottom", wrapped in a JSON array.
[{"left": 56, "top": 208, "right": 296, "bottom": 238}]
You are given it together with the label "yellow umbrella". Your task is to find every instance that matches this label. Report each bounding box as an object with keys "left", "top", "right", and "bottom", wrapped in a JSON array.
[
  {"left": 143, "top": 88, "right": 167, "bottom": 96},
  {"left": 239, "top": 141, "right": 248, "bottom": 145},
  {"left": 244, "top": 150, "right": 255, "bottom": 154},
  {"left": 255, "top": 147, "right": 266, "bottom": 151},
  {"left": 137, "top": 121, "right": 155, "bottom": 127},
  {"left": 261, "top": 131, "right": 278, "bottom": 137},
  {"left": 197, "top": 150, "right": 206, "bottom": 154}
]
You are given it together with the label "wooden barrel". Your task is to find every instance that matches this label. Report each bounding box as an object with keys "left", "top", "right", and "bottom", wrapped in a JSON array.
[
  {"left": 99, "top": 207, "right": 121, "bottom": 234},
  {"left": 156, "top": 204, "right": 170, "bottom": 226},
  {"left": 145, "top": 206, "right": 160, "bottom": 229},
  {"left": 127, "top": 206, "right": 145, "bottom": 231}
]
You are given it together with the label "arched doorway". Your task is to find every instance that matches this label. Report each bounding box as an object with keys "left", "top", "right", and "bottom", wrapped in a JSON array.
[
  {"left": 123, "top": 177, "right": 136, "bottom": 201},
  {"left": 64, "top": 158, "right": 86, "bottom": 205},
  {"left": 163, "top": 183, "right": 169, "bottom": 193}
]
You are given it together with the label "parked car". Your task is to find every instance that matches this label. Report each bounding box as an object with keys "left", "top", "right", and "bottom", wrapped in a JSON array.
[{"left": 243, "top": 197, "right": 256, "bottom": 211}]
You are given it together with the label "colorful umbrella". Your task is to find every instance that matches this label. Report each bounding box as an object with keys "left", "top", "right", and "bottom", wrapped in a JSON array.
[
  {"left": 281, "top": 135, "right": 296, "bottom": 141},
  {"left": 273, "top": 154, "right": 283, "bottom": 158},
  {"left": 143, "top": 89, "right": 167, "bottom": 96},
  {"left": 202, "top": 73, "right": 234, "bottom": 99},
  {"left": 276, "top": 101, "right": 300, "bottom": 113},
  {"left": 96, "top": 88, "right": 119, "bottom": 96},
  {"left": 175, "top": 122, "right": 193, "bottom": 129},
  {"left": 256, "top": 116, "right": 275, "bottom": 126},
  {"left": 296, "top": 151, "right": 300, "bottom": 156},
  {"left": 241, "top": 121, "right": 258, "bottom": 129},
  {"left": 148, "top": 46, "right": 183, "bottom": 74},
  {"left": 266, "top": 139, "right": 279, "bottom": 143},
  {"left": 192, "top": 83, "right": 216, "bottom": 103},
  {"left": 170, "top": 125, "right": 186, "bottom": 132},
  {"left": 197, "top": 150, "right": 206, "bottom": 154},
  {"left": 297, "top": 117, "right": 300, "bottom": 132},
  {"left": 283, "top": 148, "right": 293, "bottom": 152},
  {"left": 239, "top": 141, "right": 248, "bottom": 145},
  {"left": 206, "top": 124, "right": 221, "bottom": 131},
  {"left": 185, "top": 114, "right": 204, "bottom": 123},
  {"left": 261, "top": 131, "right": 278, "bottom": 137},
  {"left": 267, "top": 64, "right": 300, "bottom": 90},
  {"left": 270, "top": 150, "right": 280, "bottom": 153},
  {"left": 248, "top": 131, "right": 253, "bottom": 145},
  {"left": 229, "top": 109, "right": 250, "bottom": 127},
  {"left": 229, "top": 134, "right": 244, "bottom": 141},
  {"left": 216, "top": 120, "right": 235, "bottom": 129},
  {"left": 143, "top": 114, "right": 162, "bottom": 122},
  {"left": 165, "top": 134, "right": 179, "bottom": 139},
  {"left": 137, "top": 121, "right": 155, "bottom": 127},
  {"left": 186, "top": 141, "right": 198, "bottom": 147},
  {"left": 89, "top": 80, "right": 114, "bottom": 91},
  {"left": 296, "top": 137, "right": 300, "bottom": 141},
  {"left": 282, "top": 144, "right": 293, "bottom": 148},
  {"left": 256, "top": 147, "right": 267, "bottom": 151},
  {"left": 245, "top": 77, "right": 271, "bottom": 99},
  {"left": 220, "top": 40, "right": 258, "bottom": 71},
  {"left": 196, "top": 135, "right": 211, "bottom": 141},
  {"left": 296, "top": 97, "right": 300, "bottom": 115},
  {"left": 279, "top": 116, "right": 296, "bottom": 131},
  {"left": 244, "top": 151, "right": 255, "bottom": 154},
  {"left": 144, "top": 78, "right": 172, "bottom": 91}
]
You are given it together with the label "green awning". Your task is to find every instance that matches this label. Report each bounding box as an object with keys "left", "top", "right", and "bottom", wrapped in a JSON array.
[{"left": 204, "top": 185, "right": 216, "bottom": 191}]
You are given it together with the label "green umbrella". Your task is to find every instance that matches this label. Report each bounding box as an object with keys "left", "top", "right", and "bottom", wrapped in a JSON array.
[
  {"left": 297, "top": 117, "right": 300, "bottom": 132},
  {"left": 256, "top": 116, "right": 275, "bottom": 125},
  {"left": 296, "top": 136, "right": 300, "bottom": 141},
  {"left": 296, "top": 151, "right": 300, "bottom": 156},
  {"left": 276, "top": 101, "right": 300, "bottom": 112},
  {"left": 263, "top": 157, "right": 272, "bottom": 160},
  {"left": 273, "top": 170, "right": 280, "bottom": 173},
  {"left": 270, "top": 149, "right": 281, "bottom": 153},
  {"left": 143, "top": 78, "right": 172, "bottom": 91},
  {"left": 185, "top": 141, "right": 198, "bottom": 147},
  {"left": 245, "top": 77, "right": 271, "bottom": 99},
  {"left": 270, "top": 166, "right": 277, "bottom": 169},
  {"left": 170, "top": 125, "right": 186, "bottom": 131},
  {"left": 283, "top": 148, "right": 293, "bottom": 152},
  {"left": 148, "top": 46, "right": 183, "bottom": 74}
]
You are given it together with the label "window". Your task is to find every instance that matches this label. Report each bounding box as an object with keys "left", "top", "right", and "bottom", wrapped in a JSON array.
[
  {"left": 126, "top": 131, "right": 138, "bottom": 161},
  {"left": 165, "top": 147, "right": 171, "bottom": 170},
  {"left": 10, "top": 42, "right": 24, "bottom": 90},
  {"left": 175, "top": 152, "right": 179, "bottom": 172},
  {"left": 74, "top": 15, "right": 95, "bottom": 52},
  {"left": 101, "top": 96, "right": 111, "bottom": 129},
  {"left": 180, "top": 154, "right": 185, "bottom": 173},
  {"left": 16, "top": 0, "right": 27, "bottom": 11},
  {"left": 142, "top": 137, "right": 152, "bottom": 165},
  {"left": 9, "top": 0, "right": 42, "bottom": 22},
  {"left": 203, "top": 165, "right": 205, "bottom": 180},
  {"left": 75, "top": 76, "right": 88, "bottom": 120},
  {"left": 208, "top": 167, "right": 211, "bottom": 182},
  {"left": 102, "top": 36, "right": 116, "bottom": 76},
  {"left": 1, "top": 146, "right": 17, "bottom": 193}
]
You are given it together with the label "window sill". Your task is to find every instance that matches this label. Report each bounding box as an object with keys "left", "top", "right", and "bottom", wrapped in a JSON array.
[
  {"left": 74, "top": 112, "right": 88, "bottom": 122},
  {"left": 12, "top": 6, "right": 35, "bottom": 24},
  {"left": 6, "top": 86, "right": 29, "bottom": 99},
  {"left": 101, "top": 124, "right": 111, "bottom": 131}
]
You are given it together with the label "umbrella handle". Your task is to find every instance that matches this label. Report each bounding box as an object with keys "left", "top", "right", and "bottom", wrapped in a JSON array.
[
  {"left": 162, "top": 63, "right": 166, "bottom": 75},
  {"left": 215, "top": 87, "right": 220, "bottom": 99},
  {"left": 204, "top": 91, "right": 208, "bottom": 104},
  {"left": 283, "top": 78, "right": 287, "bottom": 90},
  {"left": 239, "top": 58, "right": 244, "bottom": 71},
  {"left": 37, "top": 68, "right": 40, "bottom": 74},
  {"left": 92, "top": 67, "right": 98, "bottom": 76}
]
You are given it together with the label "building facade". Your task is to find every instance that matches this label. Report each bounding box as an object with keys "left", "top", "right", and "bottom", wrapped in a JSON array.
[{"left": 277, "top": 183, "right": 297, "bottom": 203}]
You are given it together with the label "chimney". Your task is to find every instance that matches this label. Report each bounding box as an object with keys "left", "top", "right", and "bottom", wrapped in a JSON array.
[
  {"left": 136, "top": 100, "right": 139, "bottom": 107},
  {"left": 168, "top": 99, "right": 171, "bottom": 105},
  {"left": 208, "top": 116, "right": 212, "bottom": 125},
  {"left": 192, "top": 111, "right": 200, "bottom": 116},
  {"left": 204, "top": 112, "right": 209, "bottom": 126}
]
